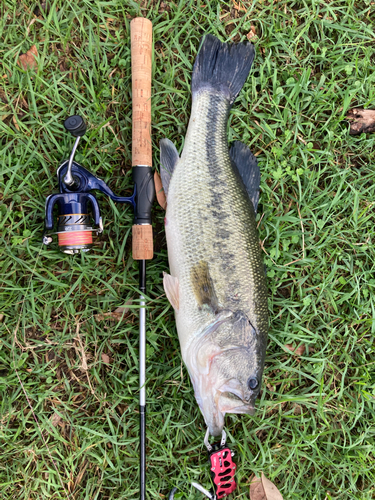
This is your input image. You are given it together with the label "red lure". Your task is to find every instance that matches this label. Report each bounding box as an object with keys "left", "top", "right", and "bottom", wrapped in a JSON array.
[{"left": 209, "top": 446, "right": 237, "bottom": 498}]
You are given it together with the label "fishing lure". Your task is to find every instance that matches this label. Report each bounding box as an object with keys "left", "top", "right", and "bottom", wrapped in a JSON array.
[{"left": 169, "top": 430, "right": 237, "bottom": 500}]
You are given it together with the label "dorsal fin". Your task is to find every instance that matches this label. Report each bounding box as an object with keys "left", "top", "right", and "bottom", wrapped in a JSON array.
[
  {"left": 160, "top": 138, "right": 180, "bottom": 197},
  {"left": 229, "top": 141, "right": 260, "bottom": 212}
]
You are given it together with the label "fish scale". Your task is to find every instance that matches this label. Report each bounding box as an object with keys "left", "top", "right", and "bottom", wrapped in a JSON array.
[{"left": 161, "top": 35, "right": 268, "bottom": 436}]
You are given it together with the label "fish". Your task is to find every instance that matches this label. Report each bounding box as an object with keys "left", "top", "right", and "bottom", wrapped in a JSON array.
[{"left": 160, "top": 34, "right": 268, "bottom": 437}]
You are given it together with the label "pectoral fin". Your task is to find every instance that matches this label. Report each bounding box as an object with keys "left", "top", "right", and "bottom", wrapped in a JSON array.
[
  {"left": 190, "top": 261, "right": 218, "bottom": 312},
  {"left": 163, "top": 272, "right": 179, "bottom": 311},
  {"left": 160, "top": 138, "right": 180, "bottom": 197}
]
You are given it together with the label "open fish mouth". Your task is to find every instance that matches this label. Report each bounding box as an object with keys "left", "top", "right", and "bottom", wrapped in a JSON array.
[
  {"left": 197, "top": 389, "right": 256, "bottom": 436},
  {"left": 220, "top": 401, "right": 256, "bottom": 415},
  {"left": 218, "top": 391, "right": 256, "bottom": 415}
]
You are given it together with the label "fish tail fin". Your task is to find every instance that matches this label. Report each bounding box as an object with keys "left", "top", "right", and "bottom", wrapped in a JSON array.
[{"left": 191, "top": 34, "right": 255, "bottom": 105}]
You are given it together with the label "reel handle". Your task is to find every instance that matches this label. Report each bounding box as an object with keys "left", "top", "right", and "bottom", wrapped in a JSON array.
[
  {"left": 64, "top": 115, "right": 87, "bottom": 137},
  {"left": 63, "top": 115, "right": 87, "bottom": 187},
  {"left": 131, "top": 18, "right": 154, "bottom": 261}
]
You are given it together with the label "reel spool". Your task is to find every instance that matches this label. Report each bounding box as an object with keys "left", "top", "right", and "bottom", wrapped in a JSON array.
[
  {"left": 43, "top": 115, "right": 138, "bottom": 254},
  {"left": 43, "top": 190, "right": 102, "bottom": 254}
]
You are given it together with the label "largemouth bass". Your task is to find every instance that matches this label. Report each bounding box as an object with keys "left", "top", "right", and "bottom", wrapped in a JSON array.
[{"left": 160, "top": 35, "right": 268, "bottom": 437}]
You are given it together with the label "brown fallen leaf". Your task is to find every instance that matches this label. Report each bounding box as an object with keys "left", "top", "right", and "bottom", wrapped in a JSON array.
[
  {"left": 101, "top": 353, "right": 110, "bottom": 364},
  {"left": 247, "top": 25, "right": 257, "bottom": 40},
  {"left": 346, "top": 108, "right": 375, "bottom": 135},
  {"left": 158, "top": 1, "right": 170, "bottom": 13},
  {"left": 262, "top": 473, "right": 283, "bottom": 500},
  {"left": 18, "top": 45, "right": 38, "bottom": 71},
  {"left": 95, "top": 300, "right": 133, "bottom": 322},
  {"left": 285, "top": 343, "right": 306, "bottom": 356},
  {"left": 59, "top": 60, "right": 68, "bottom": 72},
  {"left": 34, "top": 1, "right": 51, "bottom": 15},
  {"left": 12, "top": 115, "right": 20, "bottom": 131},
  {"left": 154, "top": 171, "right": 167, "bottom": 210},
  {"left": 73, "top": 459, "right": 88, "bottom": 490},
  {"left": 0, "top": 314, "right": 4, "bottom": 323},
  {"left": 75, "top": 325, "right": 88, "bottom": 371},
  {"left": 95, "top": 312, "right": 123, "bottom": 321},
  {"left": 250, "top": 473, "right": 283, "bottom": 500},
  {"left": 50, "top": 412, "right": 62, "bottom": 427},
  {"left": 114, "top": 298, "right": 133, "bottom": 315},
  {"left": 250, "top": 476, "right": 266, "bottom": 500}
]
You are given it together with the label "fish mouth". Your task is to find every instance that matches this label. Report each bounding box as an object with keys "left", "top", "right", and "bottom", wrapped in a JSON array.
[
  {"left": 218, "top": 391, "right": 255, "bottom": 415},
  {"left": 198, "top": 391, "right": 255, "bottom": 436},
  {"left": 196, "top": 384, "right": 255, "bottom": 436},
  {"left": 223, "top": 403, "right": 255, "bottom": 415}
]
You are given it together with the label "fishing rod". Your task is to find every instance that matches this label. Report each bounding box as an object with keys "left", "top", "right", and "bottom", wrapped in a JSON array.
[
  {"left": 130, "top": 17, "right": 154, "bottom": 500},
  {"left": 42, "top": 17, "right": 155, "bottom": 499}
]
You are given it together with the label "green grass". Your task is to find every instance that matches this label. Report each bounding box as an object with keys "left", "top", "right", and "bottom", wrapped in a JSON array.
[{"left": 1, "top": 0, "right": 375, "bottom": 499}]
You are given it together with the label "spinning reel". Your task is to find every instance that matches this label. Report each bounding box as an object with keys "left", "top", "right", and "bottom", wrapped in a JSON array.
[{"left": 43, "top": 115, "right": 154, "bottom": 255}]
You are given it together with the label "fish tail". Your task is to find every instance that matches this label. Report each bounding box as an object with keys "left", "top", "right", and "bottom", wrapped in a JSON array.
[{"left": 191, "top": 34, "right": 255, "bottom": 105}]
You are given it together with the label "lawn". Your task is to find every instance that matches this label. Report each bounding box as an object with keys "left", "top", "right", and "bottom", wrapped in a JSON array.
[{"left": 1, "top": 0, "right": 375, "bottom": 499}]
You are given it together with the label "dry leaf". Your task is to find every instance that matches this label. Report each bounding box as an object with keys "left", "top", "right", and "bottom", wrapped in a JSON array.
[
  {"left": 262, "top": 473, "right": 283, "bottom": 500},
  {"left": 35, "top": 1, "right": 51, "bottom": 15},
  {"left": 95, "top": 312, "right": 122, "bottom": 321},
  {"left": 50, "top": 412, "right": 62, "bottom": 427},
  {"left": 250, "top": 473, "right": 283, "bottom": 500},
  {"left": 75, "top": 325, "right": 88, "bottom": 371},
  {"left": 101, "top": 353, "right": 110, "bottom": 364},
  {"left": 158, "top": 1, "right": 170, "bottom": 13},
  {"left": 12, "top": 115, "right": 20, "bottom": 131},
  {"left": 247, "top": 25, "right": 257, "bottom": 40},
  {"left": 18, "top": 45, "right": 38, "bottom": 71},
  {"left": 346, "top": 108, "right": 375, "bottom": 135},
  {"left": 295, "top": 345, "right": 306, "bottom": 356},
  {"left": 95, "top": 300, "right": 133, "bottom": 322},
  {"left": 250, "top": 476, "right": 266, "bottom": 500},
  {"left": 0, "top": 314, "right": 4, "bottom": 323},
  {"left": 59, "top": 60, "right": 68, "bottom": 72},
  {"left": 114, "top": 299, "right": 133, "bottom": 315},
  {"left": 285, "top": 343, "right": 306, "bottom": 356},
  {"left": 154, "top": 171, "right": 167, "bottom": 209},
  {"left": 74, "top": 460, "right": 88, "bottom": 490}
]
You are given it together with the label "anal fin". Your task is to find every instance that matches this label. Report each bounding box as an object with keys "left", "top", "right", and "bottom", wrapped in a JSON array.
[{"left": 229, "top": 141, "right": 260, "bottom": 212}]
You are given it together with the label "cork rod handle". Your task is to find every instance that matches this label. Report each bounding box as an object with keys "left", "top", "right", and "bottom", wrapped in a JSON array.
[
  {"left": 131, "top": 17, "right": 152, "bottom": 167},
  {"left": 131, "top": 18, "right": 154, "bottom": 261}
]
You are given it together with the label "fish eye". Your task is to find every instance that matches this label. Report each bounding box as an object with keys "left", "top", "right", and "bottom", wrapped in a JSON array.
[{"left": 248, "top": 377, "right": 258, "bottom": 390}]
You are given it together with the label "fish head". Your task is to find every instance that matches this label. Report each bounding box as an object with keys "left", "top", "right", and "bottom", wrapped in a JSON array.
[{"left": 186, "top": 310, "right": 265, "bottom": 437}]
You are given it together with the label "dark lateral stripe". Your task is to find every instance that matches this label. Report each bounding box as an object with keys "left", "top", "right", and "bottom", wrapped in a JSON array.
[{"left": 204, "top": 93, "right": 236, "bottom": 275}]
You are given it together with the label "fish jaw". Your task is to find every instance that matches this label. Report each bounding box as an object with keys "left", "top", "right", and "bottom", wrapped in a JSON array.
[{"left": 186, "top": 353, "right": 225, "bottom": 437}]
